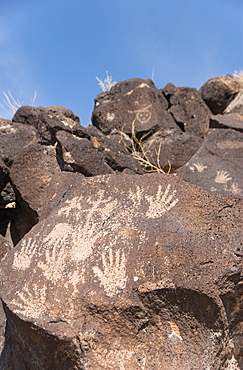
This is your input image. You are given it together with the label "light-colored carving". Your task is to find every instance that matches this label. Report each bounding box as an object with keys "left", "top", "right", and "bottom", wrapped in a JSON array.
[
  {"left": 193, "top": 162, "right": 207, "bottom": 172},
  {"left": 215, "top": 170, "right": 232, "bottom": 184},
  {"left": 226, "top": 182, "right": 242, "bottom": 196},
  {"left": 11, "top": 283, "right": 47, "bottom": 320},
  {"left": 93, "top": 246, "right": 127, "bottom": 297},
  {"left": 168, "top": 321, "right": 183, "bottom": 341},
  {"left": 128, "top": 104, "right": 152, "bottom": 124},
  {"left": 145, "top": 184, "right": 178, "bottom": 219},
  {"left": 37, "top": 240, "right": 67, "bottom": 282},
  {"left": 13, "top": 237, "right": 38, "bottom": 270},
  {"left": 106, "top": 112, "right": 115, "bottom": 121}
]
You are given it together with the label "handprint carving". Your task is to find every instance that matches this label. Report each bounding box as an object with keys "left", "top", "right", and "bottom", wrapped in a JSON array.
[
  {"left": 93, "top": 247, "right": 127, "bottom": 297},
  {"left": 145, "top": 184, "right": 178, "bottom": 219},
  {"left": 13, "top": 237, "right": 38, "bottom": 270},
  {"left": 215, "top": 170, "right": 232, "bottom": 184},
  {"left": 11, "top": 283, "right": 47, "bottom": 320}
]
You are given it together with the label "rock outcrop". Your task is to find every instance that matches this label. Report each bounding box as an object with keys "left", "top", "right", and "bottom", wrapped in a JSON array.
[
  {"left": 0, "top": 173, "right": 242, "bottom": 369},
  {"left": 0, "top": 74, "right": 242, "bottom": 369}
]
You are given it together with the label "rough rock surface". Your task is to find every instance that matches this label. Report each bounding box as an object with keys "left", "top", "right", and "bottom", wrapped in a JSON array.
[
  {"left": 0, "top": 173, "right": 242, "bottom": 369},
  {"left": 12, "top": 105, "right": 79, "bottom": 145},
  {"left": 92, "top": 78, "right": 178, "bottom": 135},
  {"left": 176, "top": 128, "right": 243, "bottom": 198},
  {"left": 200, "top": 74, "right": 243, "bottom": 114},
  {"left": 142, "top": 130, "right": 203, "bottom": 172},
  {"left": 224, "top": 90, "right": 243, "bottom": 114},
  {"left": 0, "top": 119, "right": 38, "bottom": 191},
  {"left": 56, "top": 128, "right": 143, "bottom": 176},
  {"left": 210, "top": 112, "right": 243, "bottom": 132},
  {"left": 166, "top": 86, "right": 211, "bottom": 137}
]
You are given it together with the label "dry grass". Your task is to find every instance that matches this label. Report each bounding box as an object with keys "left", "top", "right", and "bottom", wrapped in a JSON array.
[{"left": 121, "top": 121, "right": 171, "bottom": 174}]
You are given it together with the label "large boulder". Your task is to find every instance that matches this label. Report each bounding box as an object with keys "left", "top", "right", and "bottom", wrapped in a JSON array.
[
  {"left": 8, "top": 142, "right": 61, "bottom": 244},
  {"left": 164, "top": 85, "right": 211, "bottom": 138},
  {"left": 200, "top": 75, "right": 243, "bottom": 114},
  {"left": 210, "top": 112, "right": 243, "bottom": 132},
  {"left": 176, "top": 128, "right": 243, "bottom": 197},
  {"left": 92, "top": 78, "right": 178, "bottom": 135},
  {"left": 56, "top": 126, "right": 143, "bottom": 176},
  {"left": 142, "top": 130, "right": 203, "bottom": 172},
  {"left": 12, "top": 106, "right": 80, "bottom": 145},
  {"left": 0, "top": 119, "right": 38, "bottom": 191},
  {"left": 0, "top": 173, "right": 242, "bottom": 369}
]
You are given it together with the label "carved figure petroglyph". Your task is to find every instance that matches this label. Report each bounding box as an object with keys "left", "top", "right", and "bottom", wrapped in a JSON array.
[
  {"left": 37, "top": 239, "right": 67, "bottom": 282},
  {"left": 145, "top": 184, "right": 178, "bottom": 219},
  {"left": 128, "top": 104, "right": 152, "bottom": 124},
  {"left": 193, "top": 162, "right": 208, "bottom": 172},
  {"left": 227, "top": 182, "right": 242, "bottom": 195},
  {"left": 13, "top": 237, "right": 39, "bottom": 270},
  {"left": 215, "top": 170, "right": 232, "bottom": 184},
  {"left": 93, "top": 244, "right": 127, "bottom": 297},
  {"left": 106, "top": 112, "right": 115, "bottom": 122},
  {"left": 11, "top": 283, "right": 47, "bottom": 319}
]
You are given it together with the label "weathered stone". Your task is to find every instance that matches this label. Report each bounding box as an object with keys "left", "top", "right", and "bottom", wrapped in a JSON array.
[
  {"left": 40, "top": 172, "right": 83, "bottom": 221},
  {"left": 12, "top": 106, "right": 80, "bottom": 144},
  {"left": 0, "top": 173, "right": 242, "bottom": 369},
  {"left": 56, "top": 128, "right": 144, "bottom": 176},
  {"left": 8, "top": 142, "right": 61, "bottom": 243},
  {"left": 200, "top": 75, "right": 243, "bottom": 114},
  {"left": 210, "top": 113, "right": 243, "bottom": 132},
  {"left": 142, "top": 130, "right": 203, "bottom": 172},
  {"left": 224, "top": 90, "right": 243, "bottom": 114},
  {"left": 176, "top": 128, "right": 243, "bottom": 197},
  {"left": 0, "top": 235, "right": 11, "bottom": 261},
  {"left": 92, "top": 78, "right": 178, "bottom": 135},
  {"left": 168, "top": 87, "right": 210, "bottom": 137},
  {"left": 0, "top": 119, "right": 38, "bottom": 190}
]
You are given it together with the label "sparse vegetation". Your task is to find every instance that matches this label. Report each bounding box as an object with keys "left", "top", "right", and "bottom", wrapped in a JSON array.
[
  {"left": 0, "top": 91, "right": 37, "bottom": 117},
  {"left": 122, "top": 121, "right": 171, "bottom": 174},
  {"left": 96, "top": 71, "right": 116, "bottom": 92}
]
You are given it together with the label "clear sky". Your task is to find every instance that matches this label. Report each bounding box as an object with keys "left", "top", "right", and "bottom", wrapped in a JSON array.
[{"left": 0, "top": 0, "right": 242, "bottom": 125}]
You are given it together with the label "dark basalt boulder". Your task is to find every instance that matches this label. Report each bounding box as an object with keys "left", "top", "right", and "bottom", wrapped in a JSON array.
[
  {"left": 200, "top": 74, "right": 243, "bottom": 114},
  {"left": 12, "top": 106, "right": 80, "bottom": 145},
  {"left": 92, "top": 78, "right": 178, "bottom": 135},
  {"left": 0, "top": 173, "right": 242, "bottom": 369},
  {"left": 176, "top": 128, "right": 243, "bottom": 198}
]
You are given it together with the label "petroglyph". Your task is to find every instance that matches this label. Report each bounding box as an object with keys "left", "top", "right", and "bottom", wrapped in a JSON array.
[
  {"left": 11, "top": 283, "right": 47, "bottom": 320},
  {"left": 106, "top": 112, "right": 115, "bottom": 121},
  {"left": 128, "top": 104, "right": 152, "bottom": 124},
  {"left": 13, "top": 237, "right": 39, "bottom": 270},
  {"left": 193, "top": 162, "right": 208, "bottom": 172},
  {"left": 227, "top": 182, "right": 242, "bottom": 195},
  {"left": 215, "top": 170, "right": 232, "bottom": 184},
  {"left": 37, "top": 239, "right": 67, "bottom": 282},
  {"left": 93, "top": 244, "right": 127, "bottom": 297},
  {"left": 145, "top": 184, "right": 178, "bottom": 218}
]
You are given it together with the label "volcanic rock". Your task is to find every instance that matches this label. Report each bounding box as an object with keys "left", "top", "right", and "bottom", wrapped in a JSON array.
[
  {"left": 0, "top": 119, "right": 38, "bottom": 191},
  {"left": 176, "top": 128, "right": 243, "bottom": 197},
  {"left": 166, "top": 86, "right": 211, "bottom": 137},
  {"left": 210, "top": 113, "right": 243, "bottom": 132},
  {"left": 92, "top": 78, "right": 178, "bottom": 135},
  {"left": 56, "top": 127, "right": 143, "bottom": 176},
  {"left": 142, "top": 130, "right": 203, "bottom": 172},
  {"left": 200, "top": 75, "right": 243, "bottom": 114},
  {"left": 0, "top": 173, "right": 242, "bottom": 369},
  {"left": 12, "top": 106, "right": 79, "bottom": 145}
]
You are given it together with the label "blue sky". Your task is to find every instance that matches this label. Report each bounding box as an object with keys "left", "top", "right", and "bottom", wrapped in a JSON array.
[{"left": 0, "top": 0, "right": 242, "bottom": 125}]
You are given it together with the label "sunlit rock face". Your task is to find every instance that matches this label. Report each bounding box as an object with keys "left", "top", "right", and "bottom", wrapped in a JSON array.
[{"left": 0, "top": 173, "right": 242, "bottom": 369}]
